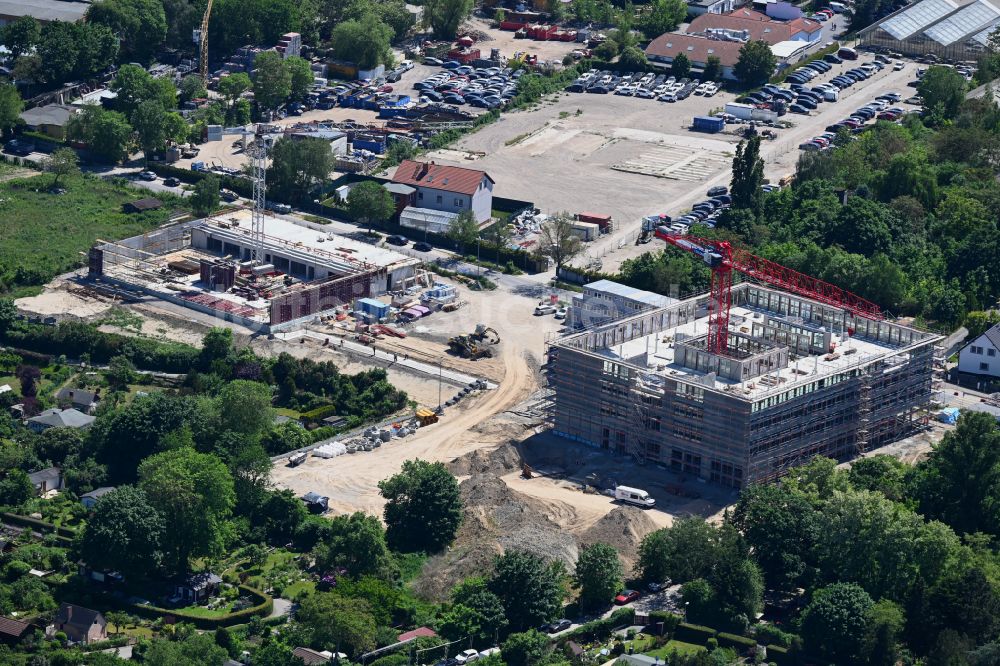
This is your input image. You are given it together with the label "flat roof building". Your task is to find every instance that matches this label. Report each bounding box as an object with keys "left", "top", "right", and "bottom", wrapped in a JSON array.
[
  {"left": 570, "top": 280, "right": 677, "bottom": 330},
  {"left": 547, "top": 283, "right": 940, "bottom": 488},
  {"left": 0, "top": 0, "right": 89, "bottom": 25}
]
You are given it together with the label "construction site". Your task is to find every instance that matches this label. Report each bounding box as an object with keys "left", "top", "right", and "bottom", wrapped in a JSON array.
[
  {"left": 546, "top": 233, "right": 943, "bottom": 488},
  {"left": 86, "top": 209, "right": 424, "bottom": 332}
]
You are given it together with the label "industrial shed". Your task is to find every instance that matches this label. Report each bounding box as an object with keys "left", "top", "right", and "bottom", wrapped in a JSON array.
[{"left": 858, "top": 0, "right": 1000, "bottom": 60}]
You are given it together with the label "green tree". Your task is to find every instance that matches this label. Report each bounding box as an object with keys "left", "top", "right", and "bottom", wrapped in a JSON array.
[
  {"left": 77, "top": 486, "right": 164, "bottom": 577},
  {"left": 378, "top": 459, "right": 462, "bottom": 552},
  {"left": 965, "top": 311, "right": 1000, "bottom": 339},
  {"left": 297, "top": 592, "right": 378, "bottom": 655},
  {"left": 730, "top": 483, "right": 819, "bottom": 591},
  {"left": 921, "top": 566, "right": 1000, "bottom": 648},
  {"left": 800, "top": 583, "right": 874, "bottom": 663},
  {"left": 703, "top": 55, "right": 722, "bottom": 82},
  {"left": 86, "top": 0, "right": 167, "bottom": 62},
  {"left": 260, "top": 488, "right": 308, "bottom": 544},
  {"left": 733, "top": 40, "right": 775, "bottom": 87},
  {"left": 641, "top": 0, "right": 687, "bottom": 38},
  {"left": 0, "top": 83, "right": 24, "bottom": 135},
  {"left": 285, "top": 56, "right": 315, "bottom": 100},
  {"left": 594, "top": 39, "right": 619, "bottom": 61},
  {"left": 378, "top": 0, "right": 416, "bottom": 42},
  {"left": 67, "top": 105, "right": 133, "bottom": 164},
  {"left": 537, "top": 212, "right": 583, "bottom": 272},
  {"left": 107, "top": 354, "right": 137, "bottom": 389},
  {"left": 619, "top": 46, "right": 648, "bottom": 71},
  {"left": 347, "top": 180, "right": 395, "bottom": 235},
  {"left": 43, "top": 147, "right": 79, "bottom": 188},
  {"left": 131, "top": 100, "right": 175, "bottom": 160},
  {"left": 847, "top": 454, "right": 910, "bottom": 502},
  {"left": 216, "top": 380, "right": 274, "bottom": 440},
  {"left": 268, "top": 136, "right": 335, "bottom": 204},
  {"left": 142, "top": 632, "right": 229, "bottom": 666},
  {"left": 252, "top": 639, "right": 301, "bottom": 666},
  {"left": 111, "top": 63, "right": 173, "bottom": 117},
  {"left": 0, "top": 298, "right": 16, "bottom": 334},
  {"left": 448, "top": 210, "right": 480, "bottom": 255},
  {"left": 730, "top": 135, "right": 764, "bottom": 214},
  {"left": 862, "top": 599, "right": 905, "bottom": 666},
  {"left": 637, "top": 518, "right": 720, "bottom": 584},
  {"left": 500, "top": 630, "right": 549, "bottom": 666},
  {"left": 178, "top": 74, "right": 207, "bottom": 102},
  {"left": 443, "top": 583, "right": 508, "bottom": 643},
  {"left": 261, "top": 421, "right": 310, "bottom": 455},
  {"left": 138, "top": 447, "right": 235, "bottom": 573},
  {"left": 0, "top": 470, "right": 34, "bottom": 507},
  {"left": 671, "top": 52, "right": 691, "bottom": 79},
  {"left": 422, "top": 0, "right": 473, "bottom": 39},
  {"left": 313, "top": 511, "right": 392, "bottom": 578},
  {"left": 218, "top": 72, "right": 253, "bottom": 107},
  {"left": 574, "top": 543, "right": 623, "bottom": 611},
  {"left": 191, "top": 175, "right": 222, "bottom": 216},
  {"left": 254, "top": 51, "right": 293, "bottom": 111},
  {"left": 914, "top": 412, "right": 1000, "bottom": 535},
  {"left": 330, "top": 14, "right": 393, "bottom": 69},
  {"left": 918, "top": 66, "right": 967, "bottom": 120},
  {"left": 488, "top": 550, "right": 564, "bottom": 632},
  {"left": 1, "top": 16, "right": 41, "bottom": 60}
]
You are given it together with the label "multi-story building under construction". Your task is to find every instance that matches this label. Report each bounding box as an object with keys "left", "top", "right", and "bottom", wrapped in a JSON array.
[{"left": 546, "top": 283, "right": 940, "bottom": 488}]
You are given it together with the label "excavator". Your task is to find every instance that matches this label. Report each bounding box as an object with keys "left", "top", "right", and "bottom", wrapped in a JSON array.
[{"left": 448, "top": 324, "right": 500, "bottom": 360}]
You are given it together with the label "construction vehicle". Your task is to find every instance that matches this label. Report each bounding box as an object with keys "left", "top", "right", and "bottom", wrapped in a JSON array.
[
  {"left": 416, "top": 408, "right": 439, "bottom": 426},
  {"left": 522, "top": 463, "right": 534, "bottom": 479},
  {"left": 653, "top": 230, "right": 882, "bottom": 355},
  {"left": 448, "top": 324, "right": 500, "bottom": 359}
]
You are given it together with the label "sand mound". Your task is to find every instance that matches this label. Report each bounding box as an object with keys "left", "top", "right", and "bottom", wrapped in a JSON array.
[
  {"left": 448, "top": 441, "right": 523, "bottom": 477},
  {"left": 578, "top": 506, "right": 660, "bottom": 572}
]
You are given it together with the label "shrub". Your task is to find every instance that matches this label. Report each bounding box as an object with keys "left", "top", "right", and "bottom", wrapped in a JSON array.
[
  {"left": 755, "top": 624, "right": 793, "bottom": 648},
  {"left": 765, "top": 645, "right": 790, "bottom": 665},
  {"left": 646, "top": 611, "right": 682, "bottom": 636},
  {"left": 717, "top": 632, "right": 756, "bottom": 650},
  {"left": 707, "top": 638, "right": 719, "bottom": 650},
  {"left": 674, "top": 622, "right": 717, "bottom": 644}
]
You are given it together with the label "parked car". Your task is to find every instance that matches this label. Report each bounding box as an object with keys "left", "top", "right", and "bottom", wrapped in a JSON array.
[
  {"left": 413, "top": 241, "right": 433, "bottom": 252},
  {"left": 456, "top": 649, "right": 480, "bottom": 664},
  {"left": 541, "top": 619, "right": 573, "bottom": 633},
  {"left": 139, "top": 170, "right": 157, "bottom": 181},
  {"left": 707, "top": 185, "right": 728, "bottom": 197},
  {"left": 555, "top": 307, "right": 568, "bottom": 320},
  {"left": 534, "top": 304, "right": 557, "bottom": 316},
  {"left": 648, "top": 582, "right": 669, "bottom": 592},
  {"left": 423, "top": 57, "right": 444, "bottom": 65},
  {"left": 163, "top": 177, "right": 180, "bottom": 187},
  {"left": 789, "top": 103, "right": 810, "bottom": 114},
  {"left": 615, "top": 590, "right": 641, "bottom": 605},
  {"left": 386, "top": 234, "right": 409, "bottom": 246}
]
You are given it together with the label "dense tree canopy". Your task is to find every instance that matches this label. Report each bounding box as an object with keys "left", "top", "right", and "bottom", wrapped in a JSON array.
[
  {"left": 488, "top": 550, "right": 564, "bottom": 632},
  {"left": 574, "top": 543, "right": 623, "bottom": 610},
  {"left": 268, "top": 136, "right": 335, "bottom": 203},
  {"left": 378, "top": 459, "right": 462, "bottom": 553},
  {"left": 78, "top": 486, "right": 164, "bottom": 577}
]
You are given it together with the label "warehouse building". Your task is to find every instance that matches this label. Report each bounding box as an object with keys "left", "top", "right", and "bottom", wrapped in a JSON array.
[
  {"left": 88, "top": 210, "right": 423, "bottom": 332},
  {"left": 547, "top": 283, "right": 940, "bottom": 488},
  {"left": 858, "top": 0, "right": 1000, "bottom": 60}
]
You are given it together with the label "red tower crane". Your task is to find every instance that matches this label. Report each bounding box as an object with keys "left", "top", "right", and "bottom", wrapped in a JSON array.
[{"left": 652, "top": 229, "right": 883, "bottom": 355}]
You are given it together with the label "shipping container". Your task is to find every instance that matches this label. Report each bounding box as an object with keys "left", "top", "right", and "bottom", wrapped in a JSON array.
[
  {"left": 569, "top": 221, "right": 600, "bottom": 242},
  {"left": 693, "top": 116, "right": 725, "bottom": 133},
  {"left": 576, "top": 212, "right": 614, "bottom": 231}
]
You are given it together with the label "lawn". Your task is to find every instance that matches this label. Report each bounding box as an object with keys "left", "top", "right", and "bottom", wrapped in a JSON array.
[
  {"left": 0, "top": 172, "right": 187, "bottom": 296},
  {"left": 646, "top": 641, "right": 707, "bottom": 658}
]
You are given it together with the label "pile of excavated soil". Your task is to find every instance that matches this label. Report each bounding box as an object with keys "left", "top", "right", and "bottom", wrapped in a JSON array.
[
  {"left": 447, "top": 441, "right": 524, "bottom": 477},
  {"left": 412, "top": 473, "right": 579, "bottom": 600},
  {"left": 578, "top": 506, "right": 660, "bottom": 574}
]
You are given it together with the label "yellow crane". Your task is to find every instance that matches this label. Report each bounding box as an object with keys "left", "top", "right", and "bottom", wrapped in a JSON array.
[{"left": 198, "top": 0, "right": 214, "bottom": 81}]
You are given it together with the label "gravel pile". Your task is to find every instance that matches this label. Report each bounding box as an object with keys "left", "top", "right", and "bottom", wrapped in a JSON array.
[{"left": 578, "top": 506, "right": 660, "bottom": 573}]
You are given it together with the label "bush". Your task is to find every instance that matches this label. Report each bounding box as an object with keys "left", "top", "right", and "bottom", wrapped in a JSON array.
[
  {"left": 674, "top": 622, "right": 717, "bottom": 644},
  {"left": 765, "top": 644, "right": 790, "bottom": 665},
  {"left": 755, "top": 624, "right": 793, "bottom": 648},
  {"left": 561, "top": 607, "right": 636, "bottom": 643},
  {"left": 717, "top": 632, "right": 756, "bottom": 650},
  {"left": 646, "top": 611, "right": 682, "bottom": 636},
  {"left": 707, "top": 638, "right": 719, "bottom": 650}
]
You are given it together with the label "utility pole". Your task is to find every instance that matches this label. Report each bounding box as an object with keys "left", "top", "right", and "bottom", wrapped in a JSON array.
[{"left": 437, "top": 361, "right": 443, "bottom": 412}]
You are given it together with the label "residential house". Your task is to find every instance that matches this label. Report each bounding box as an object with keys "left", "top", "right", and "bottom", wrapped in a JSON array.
[
  {"left": 18, "top": 104, "right": 80, "bottom": 140},
  {"left": 55, "top": 388, "right": 100, "bottom": 414},
  {"left": 293, "top": 647, "right": 334, "bottom": 664},
  {"left": 27, "top": 467, "right": 62, "bottom": 495},
  {"left": 687, "top": 0, "right": 745, "bottom": 16},
  {"left": 26, "top": 408, "right": 96, "bottom": 433},
  {"left": 173, "top": 572, "right": 223, "bottom": 604},
  {"left": 644, "top": 33, "right": 744, "bottom": 79},
  {"left": 398, "top": 627, "right": 438, "bottom": 642},
  {"left": 0, "top": 617, "right": 31, "bottom": 644},
  {"left": 52, "top": 603, "right": 107, "bottom": 644},
  {"left": 958, "top": 323, "right": 1000, "bottom": 378},
  {"left": 391, "top": 160, "right": 495, "bottom": 223},
  {"left": 80, "top": 487, "right": 116, "bottom": 510}
]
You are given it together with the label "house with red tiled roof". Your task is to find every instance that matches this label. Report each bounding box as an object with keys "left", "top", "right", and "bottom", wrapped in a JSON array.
[
  {"left": 398, "top": 626, "right": 438, "bottom": 642},
  {"left": 688, "top": 9, "right": 822, "bottom": 43},
  {"left": 391, "top": 160, "right": 495, "bottom": 223},
  {"left": 644, "top": 33, "right": 744, "bottom": 79}
]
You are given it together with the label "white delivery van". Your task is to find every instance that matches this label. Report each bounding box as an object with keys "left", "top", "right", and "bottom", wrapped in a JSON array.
[{"left": 615, "top": 485, "right": 656, "bottom": 508}]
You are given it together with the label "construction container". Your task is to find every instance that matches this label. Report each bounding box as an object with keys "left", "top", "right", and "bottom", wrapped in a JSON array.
[
  {"left": 205, "top": 124, "right": 223, "bottom": 141},
  {"left": 692, "top": 116, "right": 725, "bottom": 133},
  {"left": 251, "top": 263, "right": 275, "bottom": 276},
  {"left": 569, "top": 221, "right": 600, "bottom": 242},
  {"left": 356, "top": 297, "right": 390, "bottom": 319},
  {"left": 576, "top": 212, "right": 613, "bottom": 231}
]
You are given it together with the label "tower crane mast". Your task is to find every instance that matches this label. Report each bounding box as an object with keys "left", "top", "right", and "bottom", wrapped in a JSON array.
[
  {"left": 198, "top": 0, "right": 214, "bottom": 81},
  {"left": 652, "top": 227, "right": 883, "bottom": 355}
]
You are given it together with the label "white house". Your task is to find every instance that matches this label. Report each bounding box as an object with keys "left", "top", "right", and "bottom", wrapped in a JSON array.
[
  {"left": 958, "top": 323, "right": 1000, "bottom": 378},
  {"left": 391, "top": 160, "right": 495, "bottom": 224}
]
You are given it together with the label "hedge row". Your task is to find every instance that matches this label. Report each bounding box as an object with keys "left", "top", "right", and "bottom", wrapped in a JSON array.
[
  {"left": 2, "top": 512, "right": 76, "bottom": 541},
  {"left": 645, "top": 610, "right": 682, "bottom": 635},
  {"left": 1, "top": 321, "right": 200, "bottom": 374},
  {"left": 674, "top": 622, "right": 717, "bottom": 644},
  {"left": 717, "top": 632, "right": 757, "bottom": 650},
  {"left": 125, "top": 584, "right": 273, "bottom": 629},
  {"left": 300, "top": 404, "right": 340, "bottom": 421},
  {"left": 765, "top": 644, "right": 790, "bottom": 665},
  {"left": 561, "top": 607, "right": 635, "bottom": 642}
]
